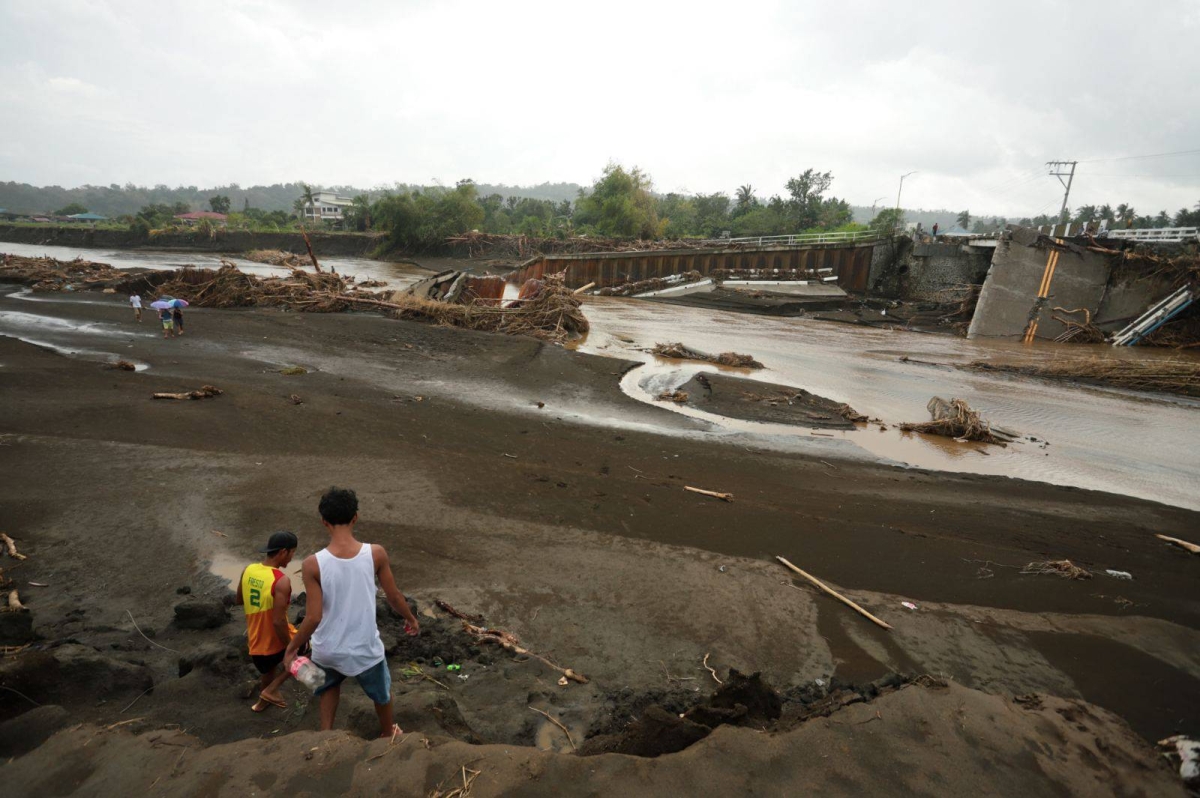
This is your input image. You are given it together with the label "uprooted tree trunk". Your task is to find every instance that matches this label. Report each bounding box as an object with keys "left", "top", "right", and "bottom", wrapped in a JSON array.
[{"left": 900, "top": 397, "right": 1017, "bottom": 445}]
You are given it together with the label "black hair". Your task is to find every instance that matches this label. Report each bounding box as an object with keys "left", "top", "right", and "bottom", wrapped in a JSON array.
[{"left": 319, "top": 486, "right": 358, "bottom": 525}]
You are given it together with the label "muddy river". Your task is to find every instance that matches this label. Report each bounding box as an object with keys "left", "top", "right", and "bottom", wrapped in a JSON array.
[
  {"left": 2, "top": 243, "right": 1197, "bottom": 511},
  {"left": 576, "top": 296, "right": 1200, "bottom": 511},
  {"left": 0, "top": 241, "right": 428, "bottom": 290}
]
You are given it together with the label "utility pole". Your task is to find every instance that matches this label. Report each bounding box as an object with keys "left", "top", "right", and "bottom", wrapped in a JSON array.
[
  {"left": 870, "top": 196, "right": 886, "bottom": 216},
  {"left": 895, "top": 172, "right": 917, "bottom": 230},
  {"left": 1047, "top": 160, "right": 1077, "bottom": 223}
]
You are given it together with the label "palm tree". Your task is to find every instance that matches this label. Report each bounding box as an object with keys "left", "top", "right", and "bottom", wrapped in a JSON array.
[
  {"left": 348, "top": 194, "right": 372, "bottom": 231},
  {"left": 736, "top": 184, "right": 756, "bottom": 209},
  {"left": 298, "top": 183, "right": 315, "bottom": 222},
  {"left": 956, "top": 210, "right": 970, "bottom": 229}
]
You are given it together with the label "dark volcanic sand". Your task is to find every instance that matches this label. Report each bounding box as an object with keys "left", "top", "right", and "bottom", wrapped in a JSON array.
[
  {"left": 0, "top": 286, "right": 1197, "bottom": 793},
  {"left": 676, "top": 372, "right": 856, "bottom": 429}
]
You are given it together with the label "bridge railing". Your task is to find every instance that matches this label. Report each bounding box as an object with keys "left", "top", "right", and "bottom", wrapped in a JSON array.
[
  {"left": 700, "top": 230, "right": 881, "bottom": 247},
  {"left": 1106, "top": 227, "right": 1199, "bottom": 243}
]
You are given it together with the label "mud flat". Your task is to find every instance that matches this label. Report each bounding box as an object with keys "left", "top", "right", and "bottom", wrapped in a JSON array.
[{"left": 0, "top": 286, "right": 1198, "bottom": 794}]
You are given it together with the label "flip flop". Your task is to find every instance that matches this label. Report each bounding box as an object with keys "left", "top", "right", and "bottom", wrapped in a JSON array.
[{"left": 259, "top": 693, "right": 288, "bottom": 709}]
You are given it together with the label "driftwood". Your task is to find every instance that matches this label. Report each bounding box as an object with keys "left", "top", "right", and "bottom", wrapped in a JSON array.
[
  {"left": 434, "top": 599, "right": 485, "bottom": 624},
  {"left": 651, "top": 342, "right": 763, "bottom": 369},
  {"left": 900, "top": 397, "right": 1015, "bottom": 445},
  {"left": 776, "top": 556, "right": 892, "bottom": 630},
  {"left": 1156, "top": 534, "right": 1200, "bottom": 555},
  {"left": 686, "top": 482, "right": 729, "bottom": 501},
  {"left": 529, "top": 706, "right": 576, "bottom": 751},
  {"left": 0, "top": 534, "right": 26, "bottom": 561},
  {"left": 572, "top": 282, "right": 596, "bottom": 295},
  {"left": 152, "top": 385, "right": 223, "bottom": 401},
  {"left": 1021, "top": 559, "right": 1092, "bottom": 579},
  {"left": 461, "top": 621, "right": 588, "bottom": 684},
  {"left": 703, "top": 652, "right": 723, "bottom": 685},
  {"left": 300, "top": 228, "right": 324, "bottom": 274}
]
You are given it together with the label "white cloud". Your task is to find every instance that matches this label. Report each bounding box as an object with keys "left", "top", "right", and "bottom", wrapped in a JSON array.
[{"left": 0, "top": 0, "right": 1197, "bottom": 216}]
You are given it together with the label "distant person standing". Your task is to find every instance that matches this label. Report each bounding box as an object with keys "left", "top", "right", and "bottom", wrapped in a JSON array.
[
  {"left": 932, "top": 222, "right": 940, "bottom": 237},
  {"left": 285, "top": 487, "right": 420, "bottom": 738},
  {"left": 236, "top": 531, "right": 299, "bottom": 713},
  {"left": 172, "top": 305, "right": 185, "bottom": 336},
  {"left": 129, "top": 293, "right": 142, "bottom": 322}
]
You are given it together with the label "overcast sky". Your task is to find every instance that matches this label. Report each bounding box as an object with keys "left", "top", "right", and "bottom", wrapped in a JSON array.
[{"left": 2, "top": 0, "right": 1198, "bottom": 217}]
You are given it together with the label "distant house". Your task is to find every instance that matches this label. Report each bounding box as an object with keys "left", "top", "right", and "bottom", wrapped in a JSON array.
[
  {"left": 301, "top": 191, "right": 353, "bottom": 222},
  {"left": 174, "top": 211, "right": 228, "bottom": 225},
  {"left": 67, "top": 212, "right": 108, "bottom": 222}
]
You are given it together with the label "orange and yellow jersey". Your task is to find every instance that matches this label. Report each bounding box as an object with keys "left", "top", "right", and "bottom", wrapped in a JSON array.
[{"left": 240, "top": 563, "right": 297, "bottom": 656}]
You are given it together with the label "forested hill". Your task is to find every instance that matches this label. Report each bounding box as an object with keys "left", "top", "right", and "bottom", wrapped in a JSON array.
[{"left": 0, "top": 181, "right": 585, "bottom": 217}]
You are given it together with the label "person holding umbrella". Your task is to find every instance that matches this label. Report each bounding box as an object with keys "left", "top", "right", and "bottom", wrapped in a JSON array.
[
  {"left": 150, "top": 299, "right": 176, "bottom": 338},
  {"left": 171, "top": 298, "right": 188, "bottom": 336}
]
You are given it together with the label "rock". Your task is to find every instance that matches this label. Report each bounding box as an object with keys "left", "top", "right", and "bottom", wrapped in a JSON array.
[
  {"left": 178, "top": 639, "right": 248, "bottom": 680},
  {"left": 173, "top": 598, "right": 229, "bottom": 630},
  {"left": 0, "top": 645, "right": 153, "bottom": 708},
  {"left": 0, "top": 610, "right": 35, "bottom": 644},
  {"left": 0, "top": 705, "right": 70, "bottom": 756},
  {"left": 579, "top": 705, "right": 711, "bottom": 757},
  {"left": 176, "top": 586, "right": 192, "bottom": 595}
]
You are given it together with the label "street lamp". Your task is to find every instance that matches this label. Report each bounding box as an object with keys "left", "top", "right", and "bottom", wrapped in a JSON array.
[
  {"left": 895, "top": 172, "right": 917, "bottom": 216},
  {"left": 870, "top": 196, "right": 887, "bottom": 216}
]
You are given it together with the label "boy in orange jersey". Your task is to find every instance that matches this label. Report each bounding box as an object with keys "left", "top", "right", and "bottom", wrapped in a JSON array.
[{"left": 236, "top": 531, "right": 299, "bottom": 712}]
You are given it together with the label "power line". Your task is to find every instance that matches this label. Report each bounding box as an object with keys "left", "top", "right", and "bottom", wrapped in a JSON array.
[{"left": 1080, "top": 148, "right": 1200, "bottom": 164}]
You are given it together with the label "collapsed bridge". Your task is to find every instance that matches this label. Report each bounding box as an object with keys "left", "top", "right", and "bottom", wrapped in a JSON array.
[{"left": 505, "top": 232, "right": 882, "bottom": 292}]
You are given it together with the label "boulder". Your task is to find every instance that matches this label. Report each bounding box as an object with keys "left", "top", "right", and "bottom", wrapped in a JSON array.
[
  {"left": 0, "top": 705, "right": 70, "bottom": 757},
  {"left": 0, "top": 610, "right": 35, "bottom": 645},
  {"left": 173, "top": 598, "right": 229, "bottom": 630}
]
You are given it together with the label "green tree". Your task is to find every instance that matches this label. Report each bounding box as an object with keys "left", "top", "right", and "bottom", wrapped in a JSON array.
[
  {"left": 870, "top": 207, "right": 905, "bottom": 235},
  {"left": 734, "top": 185, "right": 757, "bottom": 217},
  {"left": 783, "top": 169, "right": 833, "bottom": 230},
  {"left": 956, "top": 210, "right": 970, "bottom": 229},
  {"left": 573, "top": 163, "right": 660, "bottom": 239},
  {"left": 54, "top": 202, "right": 89, "bottom": 216},
  {"left": 209, "top": 195, "right": 231, "bottom": 214},
  {"left": 343, "top": 194, "right": 373, "bottom": 231}
]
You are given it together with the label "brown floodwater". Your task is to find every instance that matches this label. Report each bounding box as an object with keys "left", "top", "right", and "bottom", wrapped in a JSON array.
[{"left": 575, "top": 296, "right": 1200, "bottom": 511}]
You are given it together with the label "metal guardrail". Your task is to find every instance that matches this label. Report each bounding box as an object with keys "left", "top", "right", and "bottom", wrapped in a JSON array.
[
  {"left": 1107, "top": 227, "right": 1199, "bottom": 243},
  {"left": 701, "top": 230, "right": 881, "bottom": 247}
]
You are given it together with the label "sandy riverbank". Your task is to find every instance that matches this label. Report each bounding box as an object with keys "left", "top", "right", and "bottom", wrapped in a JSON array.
[{"left": 0, "top": 287, "right": 1197, "bottom": 794}]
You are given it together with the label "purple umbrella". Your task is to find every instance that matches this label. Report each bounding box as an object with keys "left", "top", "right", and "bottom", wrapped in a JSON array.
[
  {"left": 170, "top": 299, "right": 189, "bottom": 309},
  {"left": 150, "top": 300, "right": 173, "bottom": 311}
]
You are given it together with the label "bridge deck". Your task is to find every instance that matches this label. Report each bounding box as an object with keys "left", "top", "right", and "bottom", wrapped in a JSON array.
[{"left": 508, "top": 240, "right": 878, "bottom": 292}]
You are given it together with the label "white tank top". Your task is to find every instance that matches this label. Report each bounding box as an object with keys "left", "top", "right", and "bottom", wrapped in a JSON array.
[{"left": 311, "top": 542, "right": 385, "bottom": 676}]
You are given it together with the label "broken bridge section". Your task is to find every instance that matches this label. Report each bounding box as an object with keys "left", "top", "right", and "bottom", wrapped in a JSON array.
[
  {"left": 967, "top": 228, "right": 1186, "bottom": 342},
  {"left": 507, "top": 240, "right": 880, "bottom": 293}
]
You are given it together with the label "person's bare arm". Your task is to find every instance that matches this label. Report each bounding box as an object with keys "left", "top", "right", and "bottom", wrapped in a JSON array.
[
  {"left": 271, "top": 573, "right": 293, "bottom": 647},
  {"left": 284, "top": 556, "right": 322, "bottom": 668},
  {"left": 234, "top": 567, "right": 244, "bottom": 607},
  {"left": 373, "top": 544, "right": 419, "bottom": 635}
]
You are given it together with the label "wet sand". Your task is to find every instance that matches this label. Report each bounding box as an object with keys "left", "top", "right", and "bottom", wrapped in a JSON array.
[{"left": 0, "top": 286, "right": 1198, "bottom": 793}]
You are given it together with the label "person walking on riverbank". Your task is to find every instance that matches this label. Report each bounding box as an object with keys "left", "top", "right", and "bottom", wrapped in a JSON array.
[
  {"left": 159, "top": 306, "right": 174, "bottom": 338},
  {"left": 172, "top": 305, "right": 185, "bottom": 336},
  {"left": 285, "top": 487, "right": 420, "bottom": 738},
  {"left": 236, "top": 531, "right": 299, "bottom": 712},
  {"left": 129, "top": 293, "right": 142, "bottom": 322}
]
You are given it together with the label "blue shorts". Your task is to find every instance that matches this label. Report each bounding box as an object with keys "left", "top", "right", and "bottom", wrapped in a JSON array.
[{"left": 314, "top": 658, "right": 391, "bottom": 705}]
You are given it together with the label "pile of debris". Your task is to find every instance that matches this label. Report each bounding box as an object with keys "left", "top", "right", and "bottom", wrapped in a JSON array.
[
  {"left": 380, "top": 273, "right": 588, "bottom": 343},
  {"left": 650, "top": 342, "right": 764, "bottom": 369},
  {"left": 0, "top": 256, "right": 589, "bottom": 343},
  {"left": 241, "top": 249, "right": 309, "bottom": 269},
  {"left": 968, "top": 358, "right": 1200, "bottom": 398},
  {"left": 122, "top": 263, "right": 355, "bottom": 312},
  {"left": 0, "top": 254, "right": 129, "bottom": 292},
  {"left": 598, "top": 271, "right": 703, "bottom": 297},
  {"left": 900, "top": 397, "right": 1016, "bottom": 445}
]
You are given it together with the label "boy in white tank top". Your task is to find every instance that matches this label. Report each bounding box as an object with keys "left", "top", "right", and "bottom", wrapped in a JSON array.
[{"left": 285, "top": 487, "right": 420, "bottom": 737}]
